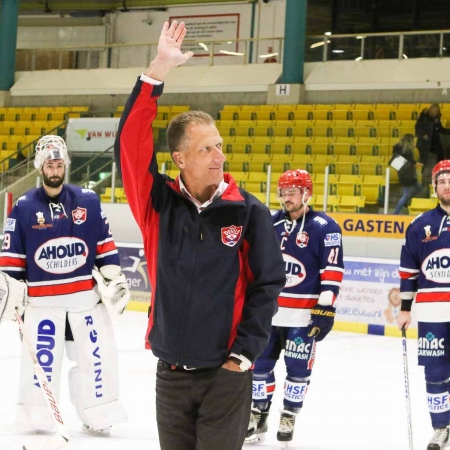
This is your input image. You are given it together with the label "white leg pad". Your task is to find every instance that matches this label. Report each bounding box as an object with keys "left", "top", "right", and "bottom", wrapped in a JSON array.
[
  {"left": 67, "top": 303, "right": 127, "bottom": 429},
  {"left": 16, "top": 306, "right": 66, "bottom": 430}
]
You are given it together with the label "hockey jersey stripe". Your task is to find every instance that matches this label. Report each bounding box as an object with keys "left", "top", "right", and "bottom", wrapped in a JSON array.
[
  {"left": 28, "top": 279, "right": 94, "bottom": 297},
  {"left": 96, "top": 239, "right": 118, "bottom": 256},
  {"left": 320, "top": 269, "right": 344, "bottom": 282},
  {"left": 0, "top": 255, "right": 26, "bottom": 268},
  {"left": 27, "top": 274, "right": 92, "bottom": 286},
  {"left": 416, "top": 292, "right": 450, "bottom": 303},
  {"left": 278, "top": 297, "right": 318, "bottom": 308},
  {"left": 95, "top": 249, "right": 119, "bottom": 259},
  {"left": 399, "top": 268, "right": 419, "bottom": 279}
]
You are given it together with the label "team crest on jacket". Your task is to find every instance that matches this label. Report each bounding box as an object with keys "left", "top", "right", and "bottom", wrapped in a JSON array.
[
  {"left": 72, "top": 207, "right": 87, "bottom": 225},
  {"left": 221, "top": 225, "right": 242, "bottom": 247},
  {"left": 296, "top": 231, "right": 309, "bottom": 248}
]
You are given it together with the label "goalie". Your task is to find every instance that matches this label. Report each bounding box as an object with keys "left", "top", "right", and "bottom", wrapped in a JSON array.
[{"left": 0, "top": 135, "right": 130, "bottom": 435}]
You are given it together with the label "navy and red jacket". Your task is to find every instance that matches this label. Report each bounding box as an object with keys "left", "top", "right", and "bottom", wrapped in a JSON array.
[{"left": 114, "top": 79, "right": 285, "bottom": 368}]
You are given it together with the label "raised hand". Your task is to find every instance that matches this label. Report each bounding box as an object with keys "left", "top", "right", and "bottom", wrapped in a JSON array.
[{"left": 146, "top": 21, "right": 194, "bottom": 81}]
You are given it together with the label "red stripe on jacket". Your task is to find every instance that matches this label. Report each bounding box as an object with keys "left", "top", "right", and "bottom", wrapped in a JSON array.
[{"left": 228, "top": 239, "right": 252, "bottom": 351}]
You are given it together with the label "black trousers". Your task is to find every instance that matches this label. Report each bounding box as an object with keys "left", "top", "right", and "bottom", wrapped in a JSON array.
[{"left": 156, "top": 360, "right": 252, "bottom": 450}]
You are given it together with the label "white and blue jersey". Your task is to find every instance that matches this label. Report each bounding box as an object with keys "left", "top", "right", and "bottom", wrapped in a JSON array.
[
  {"left": 271, "top": 209, "right": 344, "bottom": 327},
  {"left": 0, "top": 184, "right": 120, "bottom": 311}
]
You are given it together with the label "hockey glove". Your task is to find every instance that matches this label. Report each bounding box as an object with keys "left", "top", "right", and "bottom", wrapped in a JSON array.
[
  {"left": 307, "top": 304, "right": 336, "bottom": 342},
  {"left": 0, "top": 271, "right": 27, "bottom": 323},
  {"left": 93, "top": 265, "right": 130, "bottom": 318}
]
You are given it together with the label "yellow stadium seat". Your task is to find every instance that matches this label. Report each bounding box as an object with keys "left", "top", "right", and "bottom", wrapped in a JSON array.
[
  {"left": 290, "top": 110, "right": 312, "bottom": 121},
  {"left": 271, "top": 124, "right": 292, "bottom": 137},
  {"left": 236, "top": 110, "right": 256, "bottom": 121},
  {"left": 332, "top": 109, "right": 351, "bottom": 120},
  {"left": 336, "top": 195, "right": 366, "bottom": 213},
  {"left": 249, "top": 141, "right": 270, "bottom": 154},
  {"left": 272, "top": 110, "right": 295, "bottom": 121},
  {"left": 310, "top": 110, "right": 332, "bottom": 121},
  {"left": 222, "top": 105, "right": 240, "bottom": 111},
  {"left": 353, "top": 125, "right": 375, "bottom": 138},
  {"left": 395, "top": 110, "right": 417, "bottom": 121},
  {"left": 309, "top": 142, "right": 331, "bottom": 155},
  {"left": 375, "top": 103, "right": 397, "bottom": 110},
  {"left": 350, "top": 110, "right": 370, "bottom": 121},
  {"left": 270, "top": 142, "right": 291, "bottom": 155},
  {"left": 314, "top": 173, "right": 339, "bottom": 195},
  {"left": 334, "top": 174, "right": 363, "bottom": 195},
  {"left": 408, "top": 198, "right": 439, "bottom": 215},
  {"left": 219, "top": 110, "right": 238, "bottom": 121},
  {"left": 371, "top": 110, "right": 394, "bottom": 120},
  {"left": 253, "top": 110, "right": 275, "bottom": 121},
  {"left": 312, "top": 194, "right": 340, "bottom": 212}
]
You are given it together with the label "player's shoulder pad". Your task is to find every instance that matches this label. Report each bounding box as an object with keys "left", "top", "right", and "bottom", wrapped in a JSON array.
[
  {"left": 310, "top": 211, "right": 340, "bottom": 230},
  {"left": 68, "top": 184, "right": 100, "bottom": 202},
  {"left": 15, "top": 188, "right": 40, "bottom": 206}
]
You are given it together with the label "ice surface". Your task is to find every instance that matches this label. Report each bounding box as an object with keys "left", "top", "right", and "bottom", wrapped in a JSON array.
[{"left": 0, "top": 311, "right": 431, "bottom": 449}]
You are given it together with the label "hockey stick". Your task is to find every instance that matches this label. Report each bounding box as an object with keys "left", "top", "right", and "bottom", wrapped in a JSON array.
[
  {"left": 15, "top": 308, "right": 70, "bottom": 449},
  {"left": 401, "top": 326, "right": 414, "bottom": 450}
]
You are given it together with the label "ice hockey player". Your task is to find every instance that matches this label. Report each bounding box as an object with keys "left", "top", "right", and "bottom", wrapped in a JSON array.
[
  {"left": 397, "top": 160, "right": 450, "bottom": 450},
  {"left": 0, "top": 135, "right": 129, "bottom": 435},
  {"left": 246, "top": 169, "right": 344, "bottom": 446}
]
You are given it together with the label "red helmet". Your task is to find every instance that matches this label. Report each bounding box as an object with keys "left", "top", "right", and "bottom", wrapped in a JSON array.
[
  {"left": 432, "top": 160, "right": 450, "bottom": 190},
  {"left": 277, "top": 169, "right": 313, "bottom": 196}
]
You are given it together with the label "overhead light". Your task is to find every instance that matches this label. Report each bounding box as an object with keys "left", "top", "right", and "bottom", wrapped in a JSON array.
[
  {"left": 355, "top": 56, "right": 363, "bottom": 61},
  {"left": 259, "top": 52, "right": 278, "bottom": 58},
  {"left": 220, "top": 50, "right": 244, "bottom": 56},
  {"left": 356, "top": 36, "right": 366, "bottom": 40},
  {"left": 310, "top": 40, "right": 330, "bottom": 49},
  {"left": 332, "top": 49, "right": 344, "bottom": 53},
  {"left": 198, "top": 42, "right": 208, "bottom": 51},
  {"left": 403, "top": 53, "right": 408, "bottom": 59},
  {"left": 324, "top": 31, "right": 332, "bottom": 36}
]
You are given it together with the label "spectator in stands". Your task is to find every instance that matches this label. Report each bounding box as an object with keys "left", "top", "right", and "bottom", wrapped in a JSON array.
[
  {"left": 390, "top": 133, "right": 422, "bottom": 214},
  {"left": 263, "top": 46, "right": 278, "bottom": 63},
  {"left": 415, "top": 103, "right": 450, "bottom": 191},
  {"left": 114, "top": 21, "right": 286, "bottom": 450}
]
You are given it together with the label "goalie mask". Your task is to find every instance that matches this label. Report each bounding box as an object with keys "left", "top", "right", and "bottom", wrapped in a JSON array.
[
  {"left": 432, "top": 160, "right": 450, "bottom": 191},
  {"left": 277, "top": 169, "right": 313, "bottom": 198},
  {"left": 34, "top": 135, "right": 71, "bottom": 170}
]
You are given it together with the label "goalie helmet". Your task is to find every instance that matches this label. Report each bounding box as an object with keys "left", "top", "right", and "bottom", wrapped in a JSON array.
[
  {"left": 34, "top": 135, "right": 71, "bottom": 170},
  {"left": 277, "top": 169, "right": 313, "bottom": 196},
  {"left": 432, "top": 160, "right": 450, "bottom": 191}
]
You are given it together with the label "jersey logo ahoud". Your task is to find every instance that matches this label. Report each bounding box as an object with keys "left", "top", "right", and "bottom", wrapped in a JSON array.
[
  {"left": 35, "top": 237, "right": 89, "bottom": 274},
  {"left": 421, "top": 248, "right": 450, "bottom": 283},
  {"left": 283, "top": 253, "right": 306, "bottom": 288}
]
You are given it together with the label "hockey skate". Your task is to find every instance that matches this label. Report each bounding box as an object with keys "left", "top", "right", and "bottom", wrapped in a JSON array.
[
  {"left": 244, "top": 408, "right": 269, "bottom": 445},
  {"left": 427, "top": 427, "right": 449, "bottom": 450},
  {"left": 276, "top": 410, "right": 296, "bottom": 448},
  {"left": 82, "top": 424, "right": 111, "bottom": 436}
]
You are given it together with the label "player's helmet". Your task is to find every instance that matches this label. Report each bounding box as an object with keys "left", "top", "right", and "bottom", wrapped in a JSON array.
[
  {"left": 432, "top": 160, "right": 450, "bottom": 191},
  {"left": 277, "top": 169, "right": 313, "bottom": 196},
  {"left": 34, "top": 135, "right": 71, "bottom": 170}
]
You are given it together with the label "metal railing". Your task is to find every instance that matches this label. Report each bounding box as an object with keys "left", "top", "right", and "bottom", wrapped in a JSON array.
[{"left": 16, "top": 28, "right": 450, "bottom": 71}]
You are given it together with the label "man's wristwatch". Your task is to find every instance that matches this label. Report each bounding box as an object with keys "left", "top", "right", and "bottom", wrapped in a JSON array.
[{"left": 228, "top": 356, "right": 251, "bottom": 372}]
